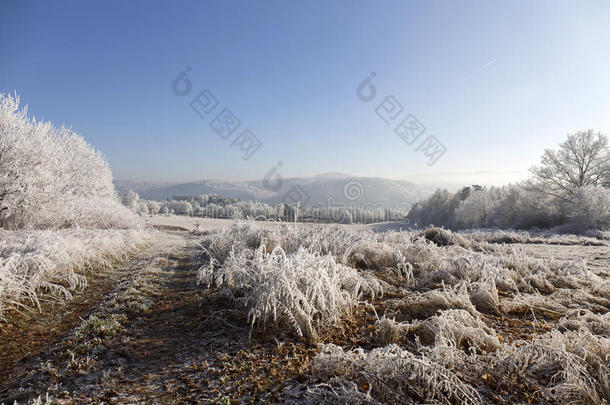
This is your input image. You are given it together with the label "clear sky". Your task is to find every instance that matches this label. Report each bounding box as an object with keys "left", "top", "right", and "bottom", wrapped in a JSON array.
[{"left": 2, "top": 1, "right": 610, "bottom": 183}]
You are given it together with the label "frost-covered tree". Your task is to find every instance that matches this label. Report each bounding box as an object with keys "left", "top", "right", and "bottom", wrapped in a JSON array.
[
  {"left": 166, "top": 200, "right": 193, "bottom": 216},
  {"left": 407, "top": 189, "right": 453, "bottom": 227},
  {"left": 123, "top": 190, "right": 139, "bottom": 212},
  {"left": 147, "top": 201, "right": 161, "bottom": 215},
  {"left": 528, "top": 130, "right": 610, "bottom": 201},
  {"left": 0, "top": 93, "right": 136, "bottom": 229},
  {"left": 566, "top": 186, "right": 610, "bottom": 231},
  {"left": 455, "top": 190, "right": 497, "bottom": 228},
  {"left": 136, "top": 200, "right": 149, "bottom": 215}
]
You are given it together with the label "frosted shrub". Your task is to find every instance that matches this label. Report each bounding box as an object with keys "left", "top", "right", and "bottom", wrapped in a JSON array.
[
  {"left": 37, "top": 196, "right": 141, "bottom": 230},
  {"left": 345, "top": 241, "right": 403, "bottom": 271},
  {"left": 199, "top": 246, "right": 382, "bottom": 342},
  {"left": 304, "top": 380, "right": 381, "bottom": 404},
  {"left": 454, "top": 190, "right": 498, "bottom": 229},
  {"left": 198, "top": 221, "right": 305, "bottom": 265},
  {"left": 373, "top": 317, "right": 413, "bottom": 345},
  {"left": 418, "top": 226, "right": 464, "bottom": 247},
  {"left": 468, "top": 279, "right": 501, "bottom": 315},
  {"left": 0, "top": 93, "right": 140, "bottom": 230},
  {"left": 310, "top": 343, "right": 481, "bottom": 404}
]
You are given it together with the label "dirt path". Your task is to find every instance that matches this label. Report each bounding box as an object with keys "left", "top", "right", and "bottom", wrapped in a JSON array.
[
  {"left": 0, "top": 231, "right": 205, "bottom": 403},
  {"left": 0, "top": 230, "right": 310, "bottom": 404},
  {"left": 0, "top": 262, "right": 133, "bottom": 384}
]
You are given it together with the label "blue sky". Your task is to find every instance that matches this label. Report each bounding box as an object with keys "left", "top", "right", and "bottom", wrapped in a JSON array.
[{"left": 2, "top": 1, "right": 610, "bottom": 182}]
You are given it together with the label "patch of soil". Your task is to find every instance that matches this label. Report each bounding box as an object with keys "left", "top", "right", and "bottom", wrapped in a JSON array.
[{"left": 0, "top": 263, "right": 134, "bottom": 385}]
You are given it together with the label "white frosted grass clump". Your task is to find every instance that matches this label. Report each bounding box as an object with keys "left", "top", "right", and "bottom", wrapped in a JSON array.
[
  {"left": 0, "top": 229, "right": 154, "bottom": 319},
  {"left": 389, "top": 286, "right": 477, "bottom": 321},
  {"left": 303, "top": 380, "right": 382, "bottom": 404},
  {"left": 415, "top": 309, "right": 501, "bottom": 354},
  {"left": 372, "top": 317, "right": 418, "bottom": 346},
  {"left": 374, "top": 310, "right": 500, "bottom": 355},
  {"left": 309, "top": 343, "right": 481, "bottom": 404},
  {"left": 199, "top": 246, "right": 382, "bottom": 342},
  {"left": 558, "top": 309, "right": 610, "bottom": 336},
  {"left": 198, "top": 220, "right": 306, "bottom": 265},
  {"left": 500, "top": 293, "right": 568, "bottom": 319},
  {"left": 493, "top": 330, "right": 610, "bottom": 403}
]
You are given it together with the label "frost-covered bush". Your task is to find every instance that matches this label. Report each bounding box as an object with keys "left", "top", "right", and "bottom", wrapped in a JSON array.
[
  {"left": 198, "top": 220, "right": 303, "bottom": 266},
  {"left": 199, "top": 246, "right": 382, "bottom": 342},
  {"left": 377, "top": 309, "right": 500, "bottom": 355},
  {"left": 0, "top": 93, "right": 139, "bottom": 230},
  {"left": 164, "top": 200, "right": 194, "bottom": 216},
  {"left": 418, "top": 226, "right": 461, "bottom": 247}
]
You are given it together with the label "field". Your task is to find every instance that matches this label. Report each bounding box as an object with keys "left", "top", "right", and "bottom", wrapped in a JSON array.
[
  {"left": 4, "top": 7, "right": 610, "bottom": 404},
  {"left": 0, "top": 219, "right": 608, "bottom": 404}
]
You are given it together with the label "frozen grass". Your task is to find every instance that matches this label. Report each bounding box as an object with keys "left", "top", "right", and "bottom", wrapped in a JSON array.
[
  {"left": 558, "top": 309, "right": 610, "bottom": 336},
  {"left": 199, "top": 245, "right": 382, "bottom": 342},
  {"left": 308, "top": 343, "right": 482, "bottom": 404},
  {"left": 198, "top": 219, "right": 610, "bottom": 402},
  {"left": 462, "top": 229, "right": 606, "bottom": 246},
  {"left": 490, "top": 330, "right": 610, "bottom": 403},
  {"left": 199, "top": 221, "right": 609, "bottom": 323},
  {"left": 0, "top": 228, "right": 155, "bottom": 320},
  {"left": 383, "top": 309, "right": 501, "bottom": 354},
  {"left": 388, "top": 286, "right": 477, "bottom": 321}
]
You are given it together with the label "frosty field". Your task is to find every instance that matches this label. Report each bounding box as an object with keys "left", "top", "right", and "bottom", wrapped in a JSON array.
[
  {"left": 5, "top": 4, "right": 610, "bottom": 403},
  {"left": 1, "top": 219, "right": 608, "bottom": 404}
]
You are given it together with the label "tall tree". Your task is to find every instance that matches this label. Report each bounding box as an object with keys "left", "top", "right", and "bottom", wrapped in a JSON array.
[{"left": 528, "top": 130, "right": 610, "bottom": 200}]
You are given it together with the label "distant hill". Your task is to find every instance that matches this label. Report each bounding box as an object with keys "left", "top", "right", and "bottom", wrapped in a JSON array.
[{"left": 114, "top": 174, "right": 433, "bottom": 208}]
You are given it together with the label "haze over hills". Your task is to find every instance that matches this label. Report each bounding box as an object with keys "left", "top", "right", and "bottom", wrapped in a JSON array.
[
  {"left": 115, "top": 171, "right": 528, "bottom": 208},
  {"left": 115, "top": 174, "right": 427, "bottom": 207},
  {"left": 402, "top": 171, "right": 530, "bottom": 190}
]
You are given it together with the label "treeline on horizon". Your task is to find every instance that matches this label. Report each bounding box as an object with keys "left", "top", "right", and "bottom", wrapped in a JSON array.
[
  {"left": 121, "top": 130, "right": 610, "bottom": 232},
  {"left": 409, "top": 130, "right": 610, "bottom": 233},
  {"left": 122, "top": 192, "right": 409, "bottom": 224}
]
